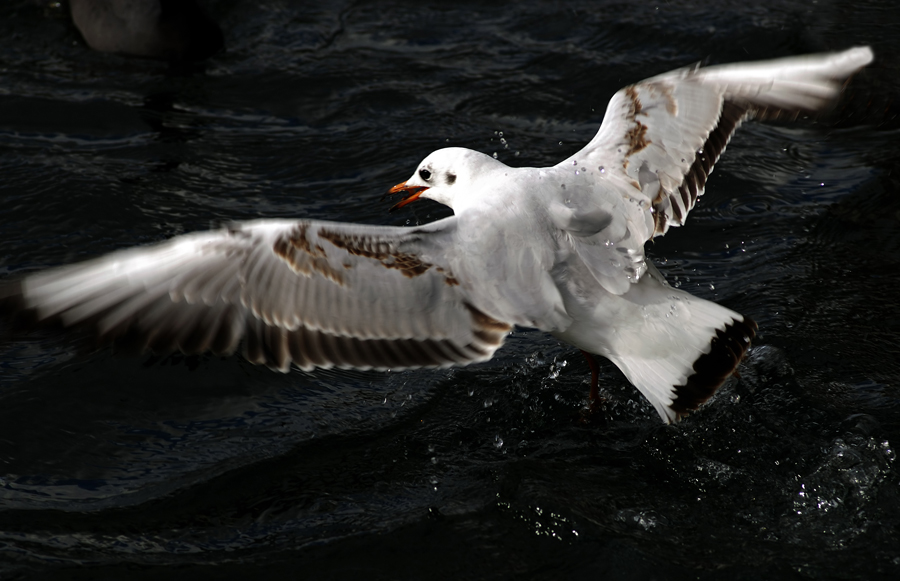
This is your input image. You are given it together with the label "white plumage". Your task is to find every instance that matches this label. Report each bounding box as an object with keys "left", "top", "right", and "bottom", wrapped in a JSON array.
[{"left": 0, "top": 47, "right": 873, "bottom": 423}]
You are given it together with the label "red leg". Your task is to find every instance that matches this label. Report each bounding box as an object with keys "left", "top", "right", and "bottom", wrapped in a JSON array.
[{"left": 581, "top": 349, "right": 601, "bottom": 410}]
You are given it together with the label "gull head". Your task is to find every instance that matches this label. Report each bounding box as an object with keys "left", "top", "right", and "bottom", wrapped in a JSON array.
[{"left": 388, "top": 147, "right": 502, "bottom": 212}]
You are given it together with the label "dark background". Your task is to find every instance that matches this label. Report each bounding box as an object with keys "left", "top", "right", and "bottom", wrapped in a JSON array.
[{"left": 1, "top": 0, "right": 899, "bottom": 579}]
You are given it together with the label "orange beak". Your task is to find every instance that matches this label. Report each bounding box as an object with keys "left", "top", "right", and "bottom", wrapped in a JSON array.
[{"left": 386, "top": 181, "right": 428, "bottom": 212}]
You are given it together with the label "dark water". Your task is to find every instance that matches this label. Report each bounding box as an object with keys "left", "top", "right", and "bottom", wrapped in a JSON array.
[{"left": 2, "top": 0, "right": 900, "bottom": 579}]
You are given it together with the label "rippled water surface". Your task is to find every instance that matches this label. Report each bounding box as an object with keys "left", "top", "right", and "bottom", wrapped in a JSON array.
[{"left": 2, "top": 1, "right": 900, "bottom": 579}]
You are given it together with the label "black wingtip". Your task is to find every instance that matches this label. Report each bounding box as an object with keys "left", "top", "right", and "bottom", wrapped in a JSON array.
[{"left": 670, "top": 316, "right": 758, "bottom": 418}]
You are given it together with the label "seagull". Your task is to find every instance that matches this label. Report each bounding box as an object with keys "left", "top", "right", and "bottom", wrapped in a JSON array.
[{"left": 0, "top": 47, "right": 873, "bottom": 423}]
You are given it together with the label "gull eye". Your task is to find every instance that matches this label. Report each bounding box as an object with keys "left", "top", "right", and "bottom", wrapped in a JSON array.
[{"left": 419, "top": 168, "right": 432, "bottom": 181}]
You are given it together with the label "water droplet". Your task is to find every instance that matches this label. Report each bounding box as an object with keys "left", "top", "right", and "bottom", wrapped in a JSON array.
[
  {"left": 559, "top": 141, "right": 563, "bottom": 146},
  {"left": 709, "top": 283, "right": 715, "bottom": 290},
  {"left": 498, "top": 131, "right": 504, "bottom": 137},
  {"left": 572, "top": 160, "right": 578, "bottom": 166},
  {"left": 599, "top": 166, "right": 605, "bottom": 173},
  {"left": 494, "top": 435, "right": 504, "bottom": 448},
  {"left": 492, "top": 152, "right": 498, "bottom": 159},
  {"left": 698, "top": 148, "right": 704, "bottom": 154},
  {"left": 581, "top": 167, "right": 586, "bottom": 172}
]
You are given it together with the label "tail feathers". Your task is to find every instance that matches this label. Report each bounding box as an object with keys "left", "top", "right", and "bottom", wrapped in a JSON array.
[
  {"left": 670, "top": 317, "right": 757, "bottom": 418},
  {"left": 608, "top": 293, "right": 757, "bottom": 424}
]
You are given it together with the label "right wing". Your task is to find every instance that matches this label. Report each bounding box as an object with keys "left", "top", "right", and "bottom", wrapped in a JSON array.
[{"left": 0, "top": 218, "right": 512, "bottom": 372}]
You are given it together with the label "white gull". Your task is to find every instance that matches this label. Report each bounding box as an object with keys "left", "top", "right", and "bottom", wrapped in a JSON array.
[{"left": 0, "top": 47, "right": 874, "bottom": 423}]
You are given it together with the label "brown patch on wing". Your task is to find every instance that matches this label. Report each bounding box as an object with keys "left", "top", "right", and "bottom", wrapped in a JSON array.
[
  {"left": 625, "top": 86, "right": 644, "bottom": 116},
  {"left": 670, "top": 317, "right": 757, "bottom": 420},
  {"left": 652, "top": 101, "right": 750, "bottom": 235},
  {"left": 319, "top": 228, "right": 432, "bottom": 278},
  {"left": 463, "top": 303, "right": 513, "bottom": 347},
  {"left": 624, "top": 121, "right": 650, "bottom": 158},
  {"left": 273, "top": 223, "right": 345, "bottom": 286},
  {"left": 436, "top": 266, "right": 461, "bottom": 287},
  {"left": 656, "top": 83, "right": 677, "bottom": 116},
  {"left": 619, "top": 85, "right": 653, "bottom": 168}
]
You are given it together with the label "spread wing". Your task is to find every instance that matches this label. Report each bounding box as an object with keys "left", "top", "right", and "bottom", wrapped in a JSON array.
[
  {"left": 559, "top": 46, "right": 873, "bottom": 240},
  {"left": 0, "top": 218, "right": 512, "bottom": 372}
]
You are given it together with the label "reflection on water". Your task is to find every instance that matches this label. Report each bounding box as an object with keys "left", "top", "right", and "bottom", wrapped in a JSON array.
[{"left": 1, "top": 0, "right": 899, "bottom": 578}]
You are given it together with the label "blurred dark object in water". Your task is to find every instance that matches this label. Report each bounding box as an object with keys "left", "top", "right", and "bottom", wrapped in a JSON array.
[{"left": 67, "top": 0, "right": 223, "bottom": 61}]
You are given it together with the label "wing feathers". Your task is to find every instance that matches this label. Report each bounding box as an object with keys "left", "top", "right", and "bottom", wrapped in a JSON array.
[
  {"left": 563, "top": 47, "right": 873, "bottom": 240},
  {"left": 653, "top": 101, "right": 750, "bottom": 234},
  {"left": 0, "top": 219, "right": 513, "bottom": 373}
]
